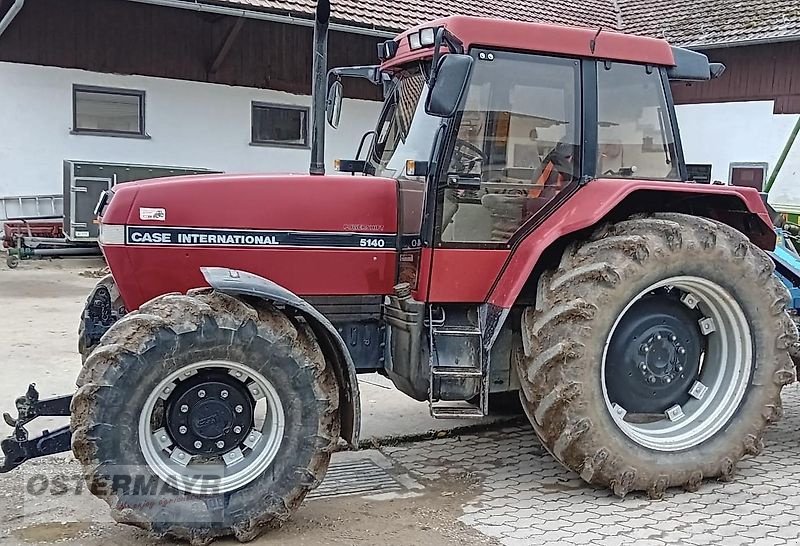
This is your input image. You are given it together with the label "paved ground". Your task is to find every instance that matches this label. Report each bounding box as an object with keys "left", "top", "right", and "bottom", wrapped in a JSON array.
[
  {"left": 384, "top": 384, "right": 800, "bottom": 546},
  {"left": 3, "top": 258, "right": 800, "bottom": 545}
]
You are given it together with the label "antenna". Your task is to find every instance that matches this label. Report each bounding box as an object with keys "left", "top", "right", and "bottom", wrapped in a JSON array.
[{"left": 590, "top": 27, "right": 603, "bottom": 54}]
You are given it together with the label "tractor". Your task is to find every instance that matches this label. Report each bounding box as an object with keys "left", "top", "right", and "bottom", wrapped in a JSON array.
[{"left": 1, "top": 1, "right": 796, "bottom": 543}]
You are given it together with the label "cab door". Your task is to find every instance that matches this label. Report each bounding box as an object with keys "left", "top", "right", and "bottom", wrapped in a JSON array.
[{"left": 426, "top": 49, "right": 584, "bottom": 303}]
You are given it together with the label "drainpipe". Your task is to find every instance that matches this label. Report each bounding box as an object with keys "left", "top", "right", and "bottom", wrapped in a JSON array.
[
  {"left": 308, "top": 0, "right": 329, "bottom": 175},
  {"left": 0, "top": 0, "right": 25, "bottom": 38},
  {"left": 765, "top": 116, "right": 800, "bottom": 194}
]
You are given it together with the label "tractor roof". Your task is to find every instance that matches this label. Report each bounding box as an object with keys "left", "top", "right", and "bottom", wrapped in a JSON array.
[{"left": 384, "top": 15, "right": 675, "bottom": 70}]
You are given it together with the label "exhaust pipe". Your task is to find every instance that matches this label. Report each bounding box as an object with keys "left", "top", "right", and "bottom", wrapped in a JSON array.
[{"left": 309, "top": 0, "right": 330, "bottom": 175}]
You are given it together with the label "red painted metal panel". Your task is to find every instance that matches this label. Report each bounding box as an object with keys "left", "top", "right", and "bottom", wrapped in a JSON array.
[
  {"left": 384, "top": 15, "right": 676, "bottom": 72},
  {"left": 106, "top": 173, "right": 398, "bottom": 233},
  {"left": 102, "top": 173, "right": 400, "bottom": 308},
  {"left": 488, "top": 178, "right": 774, "bottom": 308},
  {"left": 104, "top": 245, "right": 396, "bottom": 310},
  {"left": 428, "top": 248, "right": 511, "bottom": 303}
]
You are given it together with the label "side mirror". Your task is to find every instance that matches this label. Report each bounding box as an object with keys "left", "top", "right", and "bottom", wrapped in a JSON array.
[
  {"left": 326, "top": 80, "right": 343, "bottom": 128},
  {"left": 425, "top": 54, "right": 473, "bottom": 118}
]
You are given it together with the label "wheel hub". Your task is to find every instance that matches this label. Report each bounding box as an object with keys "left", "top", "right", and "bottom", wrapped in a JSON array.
[
  {"left": 166, "top": 375, "right": 253, "bottom": 456},
  {"left": 606, "top": 293, "right": 703, "bottom": 414}
]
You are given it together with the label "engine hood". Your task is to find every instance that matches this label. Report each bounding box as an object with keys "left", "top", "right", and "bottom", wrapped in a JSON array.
[{"left": 102, "top": 173, "right": 398, "bottom": 234}]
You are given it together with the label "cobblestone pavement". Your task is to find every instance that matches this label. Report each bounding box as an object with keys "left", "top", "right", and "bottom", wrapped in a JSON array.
[{"left": 382, "top": 383, "right": 800, "bottom": 546}]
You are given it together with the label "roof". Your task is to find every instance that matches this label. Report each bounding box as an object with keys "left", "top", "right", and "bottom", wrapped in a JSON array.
[
  {"left": 172, "top": 0, "right": 800, "bottom": 47},
  {"left": 384, "top": 16, "right": 675, "bottom": 69},
  {"left": 618, "top": 0, "right": 800, "bottom": 47}
]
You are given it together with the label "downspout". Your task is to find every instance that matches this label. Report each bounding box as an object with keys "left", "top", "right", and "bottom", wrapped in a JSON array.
[
  {"left": 308, "top": 0, "right": 329, "bottom": 175},
  {"left": 0, "top": 0, "right": 25, "bottom": 38},
  {"left": 765, "top": 116, "right": 800, "bottom": 193}
]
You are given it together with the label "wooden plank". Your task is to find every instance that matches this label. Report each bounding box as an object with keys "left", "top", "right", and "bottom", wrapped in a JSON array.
[{"left": 208, "top": 16, "right": 245, "bottom": 75}]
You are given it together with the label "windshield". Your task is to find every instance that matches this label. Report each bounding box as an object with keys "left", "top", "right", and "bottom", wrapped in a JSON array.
[{"left": 366, "top": 65, "right": 441, "bottom": 178}]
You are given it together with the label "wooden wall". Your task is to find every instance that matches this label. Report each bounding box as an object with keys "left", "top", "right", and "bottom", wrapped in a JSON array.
[
  {"left": 671, "top": 41, "right": 800, "bottom": 114},
  {"left": 0, "top": 0, "right": 383, "bottom": 100}
]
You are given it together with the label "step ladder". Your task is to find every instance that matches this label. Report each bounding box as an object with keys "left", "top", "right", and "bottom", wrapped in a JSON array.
[{"left": 428, "top": 307, "right": 488, "bottom": 418}]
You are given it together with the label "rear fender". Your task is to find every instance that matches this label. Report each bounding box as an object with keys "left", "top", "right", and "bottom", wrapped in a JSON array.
[
  {"left": 201, "top": 267, "right": 360, "bottom": 447},
  {"left": 489, "top": 179, "right": 775, "bottom": 308}
]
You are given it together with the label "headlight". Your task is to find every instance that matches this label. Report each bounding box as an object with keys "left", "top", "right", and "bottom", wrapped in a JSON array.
[
  {"left": 407, "top": 27, "right": 438, "bottom": 50},
  {"left": 99, "top": 224, "right": 125, "bottom": 245}
]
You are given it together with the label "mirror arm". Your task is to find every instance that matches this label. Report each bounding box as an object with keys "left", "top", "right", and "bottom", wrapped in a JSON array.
[{"left": 355, "top": 130, "right": 376, "bottom": 161}]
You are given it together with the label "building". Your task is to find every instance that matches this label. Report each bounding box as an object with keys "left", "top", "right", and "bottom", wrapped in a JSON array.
[{"left": 0, "top": 0, "right": 798, "bottom": 220}]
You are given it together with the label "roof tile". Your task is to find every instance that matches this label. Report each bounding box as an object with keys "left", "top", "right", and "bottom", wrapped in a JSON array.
[{"left": 197, "top": 0, "right": 800, "bottom": 46}]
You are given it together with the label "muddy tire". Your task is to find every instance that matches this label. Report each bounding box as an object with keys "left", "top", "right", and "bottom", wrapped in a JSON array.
[
  {"left": 77, "top": 274, "right": 126, "bottom": 362},
  {"left": 788, "top": 311, "right": 800, "bottom": 374},
  {"left": 518, "top": 213, "right": 796, "bottom": 497},
  {"left": 71, "top": 289, "right": 340, "bottom": 544}
]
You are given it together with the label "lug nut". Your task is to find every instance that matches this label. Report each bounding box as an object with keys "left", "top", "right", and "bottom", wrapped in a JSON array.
[
  {"left": 180, "top": 404, "right": 189, "bottom": 413},
  {"left": 656, "top": 334, "right": 662, "bottom": 340},
  {"left": 198, "top": 390, "right": 206, "bottom": 398},
  {"left": 678, "top": 347, "right": 686, "bottom": 355},
  {"left": 216, "top": 441, "right": 225, "bottom": 449},
  {"left": 235, "top": 405, "right": 243, "bottom": 413},
  {"left": 670, "top": 335, "right": 677, "bottom": 342},
  {"left": 676, "top": 365, "right": 683, "bottom": 372},
  {"left": 252, "top": 389, "right": 260, "bottom": 396},
  {"left": 179, "top": 426, "right": 187, "bottom": 434},
  {"left": 163, "top": 387, "right": 171, "bottom": 394},
  {"left": 664, "top": 377, "right": 672, "bottom": 384},
  {"left": 233, "top": 426, "right": 242, "bottom": 434},
  {"left": 648, "top": 376, "right": 657, "bottom": 384},
  {"left": 643, "top": 346, "right": 650, "bottom": 353},
  {"left": 221, "top": 390, "right": 229, "bottom": 399},
  {"left": 194, "top": 441, "right": 202, "bottom": 449}
]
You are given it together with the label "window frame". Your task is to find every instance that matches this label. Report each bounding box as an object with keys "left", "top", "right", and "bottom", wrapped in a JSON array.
[
  {"left": 250, "top": 101, "right": 310, "bottom": 149},
  {"left": 431, "top": 48, "right": 586, "bottom": 250},
  {"left": 71, "top": 85, "right": 147, "bottom": 138},
  {"left": 594, "top": 62, "right": 684, "bottom": 181}
]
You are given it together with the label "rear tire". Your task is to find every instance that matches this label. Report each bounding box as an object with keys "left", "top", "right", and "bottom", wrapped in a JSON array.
[
  {"left": 71, "top": 289, "right": 340, "bottom": 543},
  {"left": 518, "top": 213, "right": 796, "bottom": 497}
]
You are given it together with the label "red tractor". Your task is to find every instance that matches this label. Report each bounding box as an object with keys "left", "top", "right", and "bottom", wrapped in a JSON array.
[{"left": 2, "top": 2, "right": 796, "bottom": 543}]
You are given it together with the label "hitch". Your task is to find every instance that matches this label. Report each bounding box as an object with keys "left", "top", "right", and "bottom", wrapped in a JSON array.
[{"left": 0, "top": 384, "right": 73, "bottom": 473}]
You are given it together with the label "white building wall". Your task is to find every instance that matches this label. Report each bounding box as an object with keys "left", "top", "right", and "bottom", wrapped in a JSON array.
[
  {"left": 0, "top": 61, "right": 382, "bottom": 199},
  {"left": 676, "top": 101, "right": 800, "bottom": 208}
]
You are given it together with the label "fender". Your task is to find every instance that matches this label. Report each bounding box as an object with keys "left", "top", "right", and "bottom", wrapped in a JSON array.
[
  {"left": 489, "top": 178, "right": 775, "bottom": 308},
  {"left": 201, "top": 266, "right": 361, "bottom": 447}
]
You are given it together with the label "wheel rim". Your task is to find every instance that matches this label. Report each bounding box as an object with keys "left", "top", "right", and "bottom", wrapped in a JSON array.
[
  {"left": 602, "top": 276, "right": 753, "bottom": 452},
  {"left": 138, "top": 360, "right": 285, "bottom": 495}
]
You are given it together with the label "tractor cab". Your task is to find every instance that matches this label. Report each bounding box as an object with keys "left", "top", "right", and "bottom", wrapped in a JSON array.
[{"left": 324, "top": 16, "right": 735, "bottom": 416}]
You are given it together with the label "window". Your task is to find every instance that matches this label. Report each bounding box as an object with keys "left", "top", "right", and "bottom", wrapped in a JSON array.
[
  {"left": 73, "top": 86, "right": 146, "bottom": 137},
  {"left": 441, "top": 50, "right": 581, "bottom": 244},
  {"left": 729, "top": 162, "right": 768, "bottom": 190},
  {"left": 251, "top": 103, "right": 309, "bottom": 147},
  {"left": 596, "top": 63, "right": 678, "bottom": 180}
]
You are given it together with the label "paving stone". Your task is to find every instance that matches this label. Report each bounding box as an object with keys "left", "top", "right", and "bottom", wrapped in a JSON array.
[{"left": 380, "top": 383, "right": 800, "bottom": 546}]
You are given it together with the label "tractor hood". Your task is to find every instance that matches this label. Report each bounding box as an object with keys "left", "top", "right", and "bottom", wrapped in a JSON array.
[
  {"left": 100, "top": 173, "right": 400, "bottom": 309},
  {"left": 102, "top": 173, "right": 398, "bottom": 233}
]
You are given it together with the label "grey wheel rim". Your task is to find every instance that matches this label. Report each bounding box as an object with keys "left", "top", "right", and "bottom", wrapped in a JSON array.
[
  {"left": 138, "top": 360, "right": 285, "bottom": 495},
  {"left": 602, "top": 276, "right": 753, "bottom": 452}
]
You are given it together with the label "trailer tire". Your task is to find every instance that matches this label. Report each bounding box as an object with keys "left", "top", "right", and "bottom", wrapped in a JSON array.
[
  {"left": 6, "top": 254, "right": 19, "bottom": 269},
  {"left": 71, "top": 289, "right": 340, "bottom": 544},
  {"left": 518, "top": 213, "right": 796, "bottom": 497}
]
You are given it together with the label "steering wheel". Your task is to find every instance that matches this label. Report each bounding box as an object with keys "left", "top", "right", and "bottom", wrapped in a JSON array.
[{"left": 451, "top": 139, "right": 487, "bottom": 173}]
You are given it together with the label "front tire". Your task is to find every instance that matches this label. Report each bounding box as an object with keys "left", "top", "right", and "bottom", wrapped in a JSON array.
[
  {"left": 71, "top": 290, "right": 340, "bottom": 543},
  {"left": 518, "top": 213, "right": 796, "bottom": 497}
]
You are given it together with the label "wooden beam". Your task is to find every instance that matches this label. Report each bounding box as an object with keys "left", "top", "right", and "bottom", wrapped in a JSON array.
[{"left": 208, "top": 16, "right": 245, "bottom": 75}]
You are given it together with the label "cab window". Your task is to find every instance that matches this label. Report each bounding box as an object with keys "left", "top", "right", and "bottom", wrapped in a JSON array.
[
  {"left": 440, "top": 50, "right": 581, "bottom": 244},
  {"left": 596, "top": 62, "right": 679, "bottom": 180}
]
